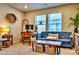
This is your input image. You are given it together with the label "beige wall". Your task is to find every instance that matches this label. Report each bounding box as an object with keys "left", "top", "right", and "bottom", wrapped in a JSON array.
[
  {"left": 0, "top": 4, "right": 24, "bottom": 43},
  {"left": 25, "top": 4, "right": 79, "bottom": 32},
  {"left": 0, "top": 4, "right": 79, "bottom": 43}
]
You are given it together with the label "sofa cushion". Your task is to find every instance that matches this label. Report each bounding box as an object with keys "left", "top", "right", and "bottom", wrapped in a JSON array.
[
  {"left": 58, "top": 39, "right": 71, "bottom": 41},
  {"left": 47, "top": 34, "right": 58, "bottom": 39},
  {"left": 59, "top": 33, "right": 70, "bottom": 39},
  {"left": 61, "top": 44, "right": 72, "bottom": 48}
]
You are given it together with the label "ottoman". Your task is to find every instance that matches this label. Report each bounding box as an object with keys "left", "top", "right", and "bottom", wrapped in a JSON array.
[
  {"left": 35, "top": 44, "right": 44, "bottom": 53},
  {"left": 45, "top": 45, "right": 56, "bottom": 55}
]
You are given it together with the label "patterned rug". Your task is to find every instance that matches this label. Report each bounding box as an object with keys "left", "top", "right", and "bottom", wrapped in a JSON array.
[{"left": 0, "top": 43, "right": 77, "bottom": 55}]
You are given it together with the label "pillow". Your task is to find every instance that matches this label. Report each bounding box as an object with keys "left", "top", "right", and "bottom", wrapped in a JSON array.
[
  {"left": 47, "top": 34, "right": 58, "bottom": 39},
  {"left": 59, "top": 33, "right": 70, "bottom": 39},
  {"left": 47, "top": 36, "right": 57, "bottom": 39}
]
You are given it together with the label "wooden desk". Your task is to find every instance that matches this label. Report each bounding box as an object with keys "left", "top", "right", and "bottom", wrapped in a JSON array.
[
  {"left": 32, "top": 40, "right": 62, "bottom": 55},
  {"left": 21, "top": 32, "right": 37, "bottom": 45},
  {"left": 21, "top": 32, "right": 31, "bottom": 45}
]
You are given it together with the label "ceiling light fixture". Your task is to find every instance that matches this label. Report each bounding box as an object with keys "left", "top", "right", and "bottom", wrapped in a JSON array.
[{"left": 24, "top": 5, "right": 27, "bottom": 9}]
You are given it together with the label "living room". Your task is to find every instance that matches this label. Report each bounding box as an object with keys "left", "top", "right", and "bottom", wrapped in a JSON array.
[{"left": 0, "top": 3, "right": 79, "bottom": 55}]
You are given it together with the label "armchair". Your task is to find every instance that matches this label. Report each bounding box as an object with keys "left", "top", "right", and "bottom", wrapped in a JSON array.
[{"left": 75, "top": 33, "right": 79, "bottom": 54}]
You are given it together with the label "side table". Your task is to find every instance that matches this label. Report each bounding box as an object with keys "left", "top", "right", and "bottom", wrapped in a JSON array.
[
  {"left": 0, "top": 38, "right": 8, "bottom": 50},
  {"left": 2, "top": 34, "right": 13, "bottom": 45}
]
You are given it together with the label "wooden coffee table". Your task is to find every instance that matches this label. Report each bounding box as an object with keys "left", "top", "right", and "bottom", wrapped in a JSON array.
[{"left": 32, "top": 39, "right": 62, "bottom": 55}]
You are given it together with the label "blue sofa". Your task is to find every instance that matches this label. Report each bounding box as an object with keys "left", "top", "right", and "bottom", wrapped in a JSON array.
[{"left": 37, "top": 32, "right": 72, "bottom": 49}]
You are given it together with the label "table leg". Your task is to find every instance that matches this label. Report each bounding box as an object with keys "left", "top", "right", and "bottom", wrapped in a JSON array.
[
  {"left": 32, "top": 41, "right": 36, "bottom": 51},
  {"left": 59, "top": 47, "right": 60, "bottom": 54},
  {"left": 57, "top": 47, "right": 60, "bottom": 55},
  {"left": 42, "top": 44, "right": 45, "bottom": 52},
  {"left": 32, "top": 42, "right": 34, "bottom": 51}
]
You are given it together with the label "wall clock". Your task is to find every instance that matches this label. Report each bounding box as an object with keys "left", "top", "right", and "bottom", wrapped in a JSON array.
[{"left": 6, "top": 13, "right": 17, "bottom": 23}]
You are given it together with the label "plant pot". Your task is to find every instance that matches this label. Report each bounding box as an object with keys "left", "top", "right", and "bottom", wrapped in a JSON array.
[{"left": 74, "top": 27, "right": 78, "bottom": 33}]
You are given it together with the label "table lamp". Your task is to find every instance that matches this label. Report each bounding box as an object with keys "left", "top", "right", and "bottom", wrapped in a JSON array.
[{"left": 0, "top": 27, "right": 9, "bottom": 35}]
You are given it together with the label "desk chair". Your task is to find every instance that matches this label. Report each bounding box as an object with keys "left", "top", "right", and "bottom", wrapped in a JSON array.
[{"left": 22, "top": 32, "right": 31, "bottom": 45}]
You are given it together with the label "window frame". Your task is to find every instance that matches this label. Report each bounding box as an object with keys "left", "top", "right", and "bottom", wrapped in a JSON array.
[
  {"left": 48, "top": 13, "right": 62, "bottom": 32},
  {"left": 35, "top": 13, "right": 62, "bottom": 32},
  {"left": 35, "top": 14, "right": 47, "bottom": 33}
]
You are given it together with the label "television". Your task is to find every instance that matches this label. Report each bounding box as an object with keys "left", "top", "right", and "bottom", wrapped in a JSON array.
[
  {"left": 26, "top": 25, "right": 29, "bottom": 29},
  {"left": 30, "top": 25, "right": 34, "bottom": 30},
  {"left": 25, "top": 24, "right": 34, "bottom": 30}
]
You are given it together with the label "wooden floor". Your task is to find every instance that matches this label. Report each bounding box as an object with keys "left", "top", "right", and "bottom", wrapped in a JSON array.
[{"left": 0, "top": 43, "right": 77, "bottom": 55}]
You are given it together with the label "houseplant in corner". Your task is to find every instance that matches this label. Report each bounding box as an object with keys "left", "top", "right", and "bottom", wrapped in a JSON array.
[{"left": 69, "top": 8, "right": 79, "bottom": 33}]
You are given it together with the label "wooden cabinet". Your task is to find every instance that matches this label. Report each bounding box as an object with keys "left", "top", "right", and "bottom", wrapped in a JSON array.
[{"left": 22, "top": 19, "right": 29, "bottom": 32}]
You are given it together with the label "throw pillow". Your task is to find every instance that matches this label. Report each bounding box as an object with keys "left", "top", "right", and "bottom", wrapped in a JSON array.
[
  {"left": 47, "top": 34, "right": 58, "bottom": 39},
  {"left": 59, "top": 33, "right": 70, "bottom": 39}
]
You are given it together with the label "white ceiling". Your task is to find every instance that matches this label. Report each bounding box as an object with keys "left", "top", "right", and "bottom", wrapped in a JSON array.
[{"left": 6, "top": 3, "right": 66, "bottom": 12}]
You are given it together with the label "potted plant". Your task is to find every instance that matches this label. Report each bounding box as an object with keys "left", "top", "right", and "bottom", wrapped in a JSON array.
[{"left": 69, "top": 8, "right": 79, "bottom": 33}]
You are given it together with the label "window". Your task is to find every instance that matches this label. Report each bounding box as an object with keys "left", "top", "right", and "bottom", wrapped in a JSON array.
[
  {"left": 48, "top": 13, "right": 62, "bottom": 32},
  {"left": 35, "top": 15, "right": 46, "bottom": 33},
  {"left": 35, "top": 13, "right": 62, "bottom": 33}
]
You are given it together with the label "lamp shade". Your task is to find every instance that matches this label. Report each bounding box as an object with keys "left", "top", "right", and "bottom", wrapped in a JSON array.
[{"left": 0, "top": 27, "right": 9, "bottom": 35}]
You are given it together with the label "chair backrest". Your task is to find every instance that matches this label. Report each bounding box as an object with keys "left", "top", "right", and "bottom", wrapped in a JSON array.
[
  {"left": 40, "top": 31, "right": 72, "bottom": 39},
  {"left": 22, "top": 32, "right": 30, "bottom": 37}
]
